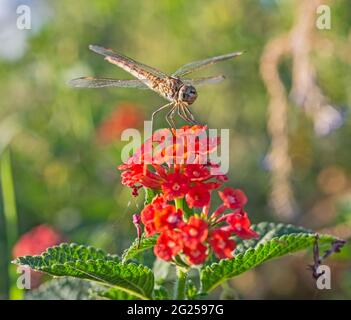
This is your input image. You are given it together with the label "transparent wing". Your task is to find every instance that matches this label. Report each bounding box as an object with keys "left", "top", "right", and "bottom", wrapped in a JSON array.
[
  {"left": 89, "top": 45, "right": 168, "bottom": 80},
  {"left": 68, "top": 77, "right": 149, "bottom": 89},
  {"left": 173, "top": 51, "right": 244, "bottom": 77},
  {"left": 182, "top": 75, "right": 225, "bottom": 86}
]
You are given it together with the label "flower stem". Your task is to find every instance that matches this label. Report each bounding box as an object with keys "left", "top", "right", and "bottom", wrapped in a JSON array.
[
  {"left": 175, "top": 197, "right": 183, "bottom": 211},
  {"left": 174, "top": 267, "right": 187, "bottom": 300}
]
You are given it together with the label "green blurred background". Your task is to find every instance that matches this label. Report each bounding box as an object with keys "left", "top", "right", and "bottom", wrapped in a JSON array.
[{"left": 0, "top": 0, "right": 350, "bottom": 299}]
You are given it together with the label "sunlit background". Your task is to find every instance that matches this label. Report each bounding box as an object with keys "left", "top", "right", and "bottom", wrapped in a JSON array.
[{"left": 0, "top": 0, "right": 350, "bottom": 300}]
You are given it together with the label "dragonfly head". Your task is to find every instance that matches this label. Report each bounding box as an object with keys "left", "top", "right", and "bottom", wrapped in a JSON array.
[{"left": 178, "top": 85, "right": 197, "bottom": 105}]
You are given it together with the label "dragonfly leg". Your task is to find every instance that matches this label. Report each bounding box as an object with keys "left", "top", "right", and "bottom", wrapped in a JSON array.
[
  {"left": 166, "top": 105, "right": 177, "bottom": 129},
  {"left": 184, "top": 105, "right": 201, "bottom": 125},
  {"left": 151, "top": 102, "right": 173, "bottom": 133},
  {"left": 179, "top": 105, "right": 196, "bottom": 125},
  {"left": 177, "top": 104, "right": 192, "bottom": 124}
]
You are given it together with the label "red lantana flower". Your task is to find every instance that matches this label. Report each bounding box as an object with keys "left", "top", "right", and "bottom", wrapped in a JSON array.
[
  {"left": 208, "top": 228, "right": 236, "bottom": 259},
  {"left": 186, "top": 184, "right": 211, "bottom": 208},
  {"left": 161, "top": 172, "right": 189, "bottom": 200},
  {"left": 226, "top": 211, "right": 259, "bottom": 240},
  {"left": 123, "top": 126, "right": 259, "bottom": 265},
  {"left": 183, "top": 242, "right": 208, "bottom": 265},
  {"left": 154, "top": 205, "right": 184, "bottom": 232},
  {"left": 219, "top": 187, "right": 248, "bottom": 210},
  {"left": 118, "top": 126, "right": 227, "bottom": 203},
  {"left": 181, "top": 216, "right": 208, "bottom": 249},
  {"left": 154, "top": 230, "right": 183, "bottom": 261},
  {"left": 140, "top": 195, "right": 167, "bottom": 236},
  {"left": 184, "top": 164, "right": 210, "bottom": 181}
]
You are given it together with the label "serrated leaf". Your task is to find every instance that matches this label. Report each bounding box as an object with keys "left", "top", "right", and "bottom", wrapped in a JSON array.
[
  {"left": 234, "top": 222, "right": 314, "bottom": 254},
  {"left": 13, "top": 243, "right": 154, "bottom": 300},
  {"left": 94, "top": 287, "right": 138, "bottom": 300},
  {"left": 153, "top": 285, "right": 169, "bottom": 300},
  {"left": 122, "top": 234, "right": 158, "bottom": 262},
  {"left": 200, "top": 223, "right": 341, "bottom": 293}
]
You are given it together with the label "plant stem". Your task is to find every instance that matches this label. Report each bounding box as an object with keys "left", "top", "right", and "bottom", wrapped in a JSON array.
[
  {"left": 0, "top": 148, "right": 18, "bottom": 299},
  {"left": 174, "top": 267, "right": 187, "bottom": 300},
  {"left": 175, "top": 197, "right": 183, "bottom": 212},
  {"left": 1, "top": 149, "right": 18, "bottom": 245}
]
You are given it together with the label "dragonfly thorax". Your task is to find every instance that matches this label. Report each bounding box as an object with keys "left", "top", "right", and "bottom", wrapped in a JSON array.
[{"left": 178, "top": 84, "right": 197, "bottom": 105}]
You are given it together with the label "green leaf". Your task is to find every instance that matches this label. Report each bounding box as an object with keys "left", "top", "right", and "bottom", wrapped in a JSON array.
[
  {"left": 13, "top": 243, "right": 154, "bottom": 300},
  {"left": 122, "top": 234, "right": 158, "bottom": 262},
  {"left": 153, "top": 285, "right": 169, "bottom": 300},
  {"left": 200, "top": 222, "right": 341, "bottom": 293},
  {"left": 144, "top": 187, "right": 156, "bottom": 205},
  {"left": 185, "top": 279, "right": 198, "bottom": 300},
  {"left": 234, "top": 222, "right": 315, "bottom": 254},
  {"left": 94, "top": 287, "right": 139, "bottom": 300}
]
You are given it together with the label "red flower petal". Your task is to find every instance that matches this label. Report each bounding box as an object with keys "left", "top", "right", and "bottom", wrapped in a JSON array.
[
  {"left": 185, "top": 184, "right": 211, "bottom": 208},
  {"left": 154, "top": 230, "right": 183, "bottom": 261},
  {"left": 208, "top": 228, "right": 236, "bottom": 259},
  {"left": 183, "top": 242, "right": 208, "bottom": 265},
  {"left": 219, "top": 188, "right": 248, "bottom": 210},
  {"left": 161, "top": 172, "right": 189, "bottom": 200},
  {"left": 226, "top": 211, "right": 259, "bottom": 240},
  {"left": 181, "top": 216, "right": 208, "bottom": 249}
]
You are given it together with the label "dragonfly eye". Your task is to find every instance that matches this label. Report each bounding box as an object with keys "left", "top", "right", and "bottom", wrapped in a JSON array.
[{"left": 180, "top": 85, "right": 197, "bottom": 104}]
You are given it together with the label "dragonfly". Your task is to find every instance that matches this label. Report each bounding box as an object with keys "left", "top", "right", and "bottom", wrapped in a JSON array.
[{"left": 69, "top": 45, "right": 243, "bottom": 129}]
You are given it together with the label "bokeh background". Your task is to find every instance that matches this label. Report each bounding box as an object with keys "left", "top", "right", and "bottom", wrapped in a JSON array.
[{"left": 0, "top": 0, "right": 350, "bottom": 299}]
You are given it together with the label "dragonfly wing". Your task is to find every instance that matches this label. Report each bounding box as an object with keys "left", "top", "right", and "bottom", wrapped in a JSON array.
[
  {"left": 173, "top": 51, "right": 244, "bottom": 77},
  {"left": 89, "top": 45, "right": 168, "bottom": 81},
  {"left": 182, "top": 75, "right": 225, "bottom": 86},
  {"left": 68, "top": 77, "right": 149, "bottom": 89}
]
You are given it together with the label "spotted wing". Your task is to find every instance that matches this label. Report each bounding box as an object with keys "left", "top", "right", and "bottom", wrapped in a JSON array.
[
  {"left": 89, "top": 45, "right": 168, "bottom": 83},
  {"left": 68, "top": 77, "right": 149, "bottom": 89},
  {"left": 182, "top": 75, "right": 225, "bottom": 86},
  {"left": 173, "top": 51, "right": 244, "bottom": 77}
]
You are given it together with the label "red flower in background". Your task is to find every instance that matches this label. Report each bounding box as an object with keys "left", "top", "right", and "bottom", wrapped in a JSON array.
[
  {"left": 12, "top": 225, "right": 63, "bottom": 288},
  {"left": 97, "top": 102, "right": 144, "bottom": 144},
  {"left": 13, "top": 224, "right": 62, "bottom": 258}
]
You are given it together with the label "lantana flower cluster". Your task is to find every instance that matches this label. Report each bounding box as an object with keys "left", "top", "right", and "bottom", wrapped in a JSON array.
[{"left": 119, "top": 125, "right": 259, "bottom": 265}]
